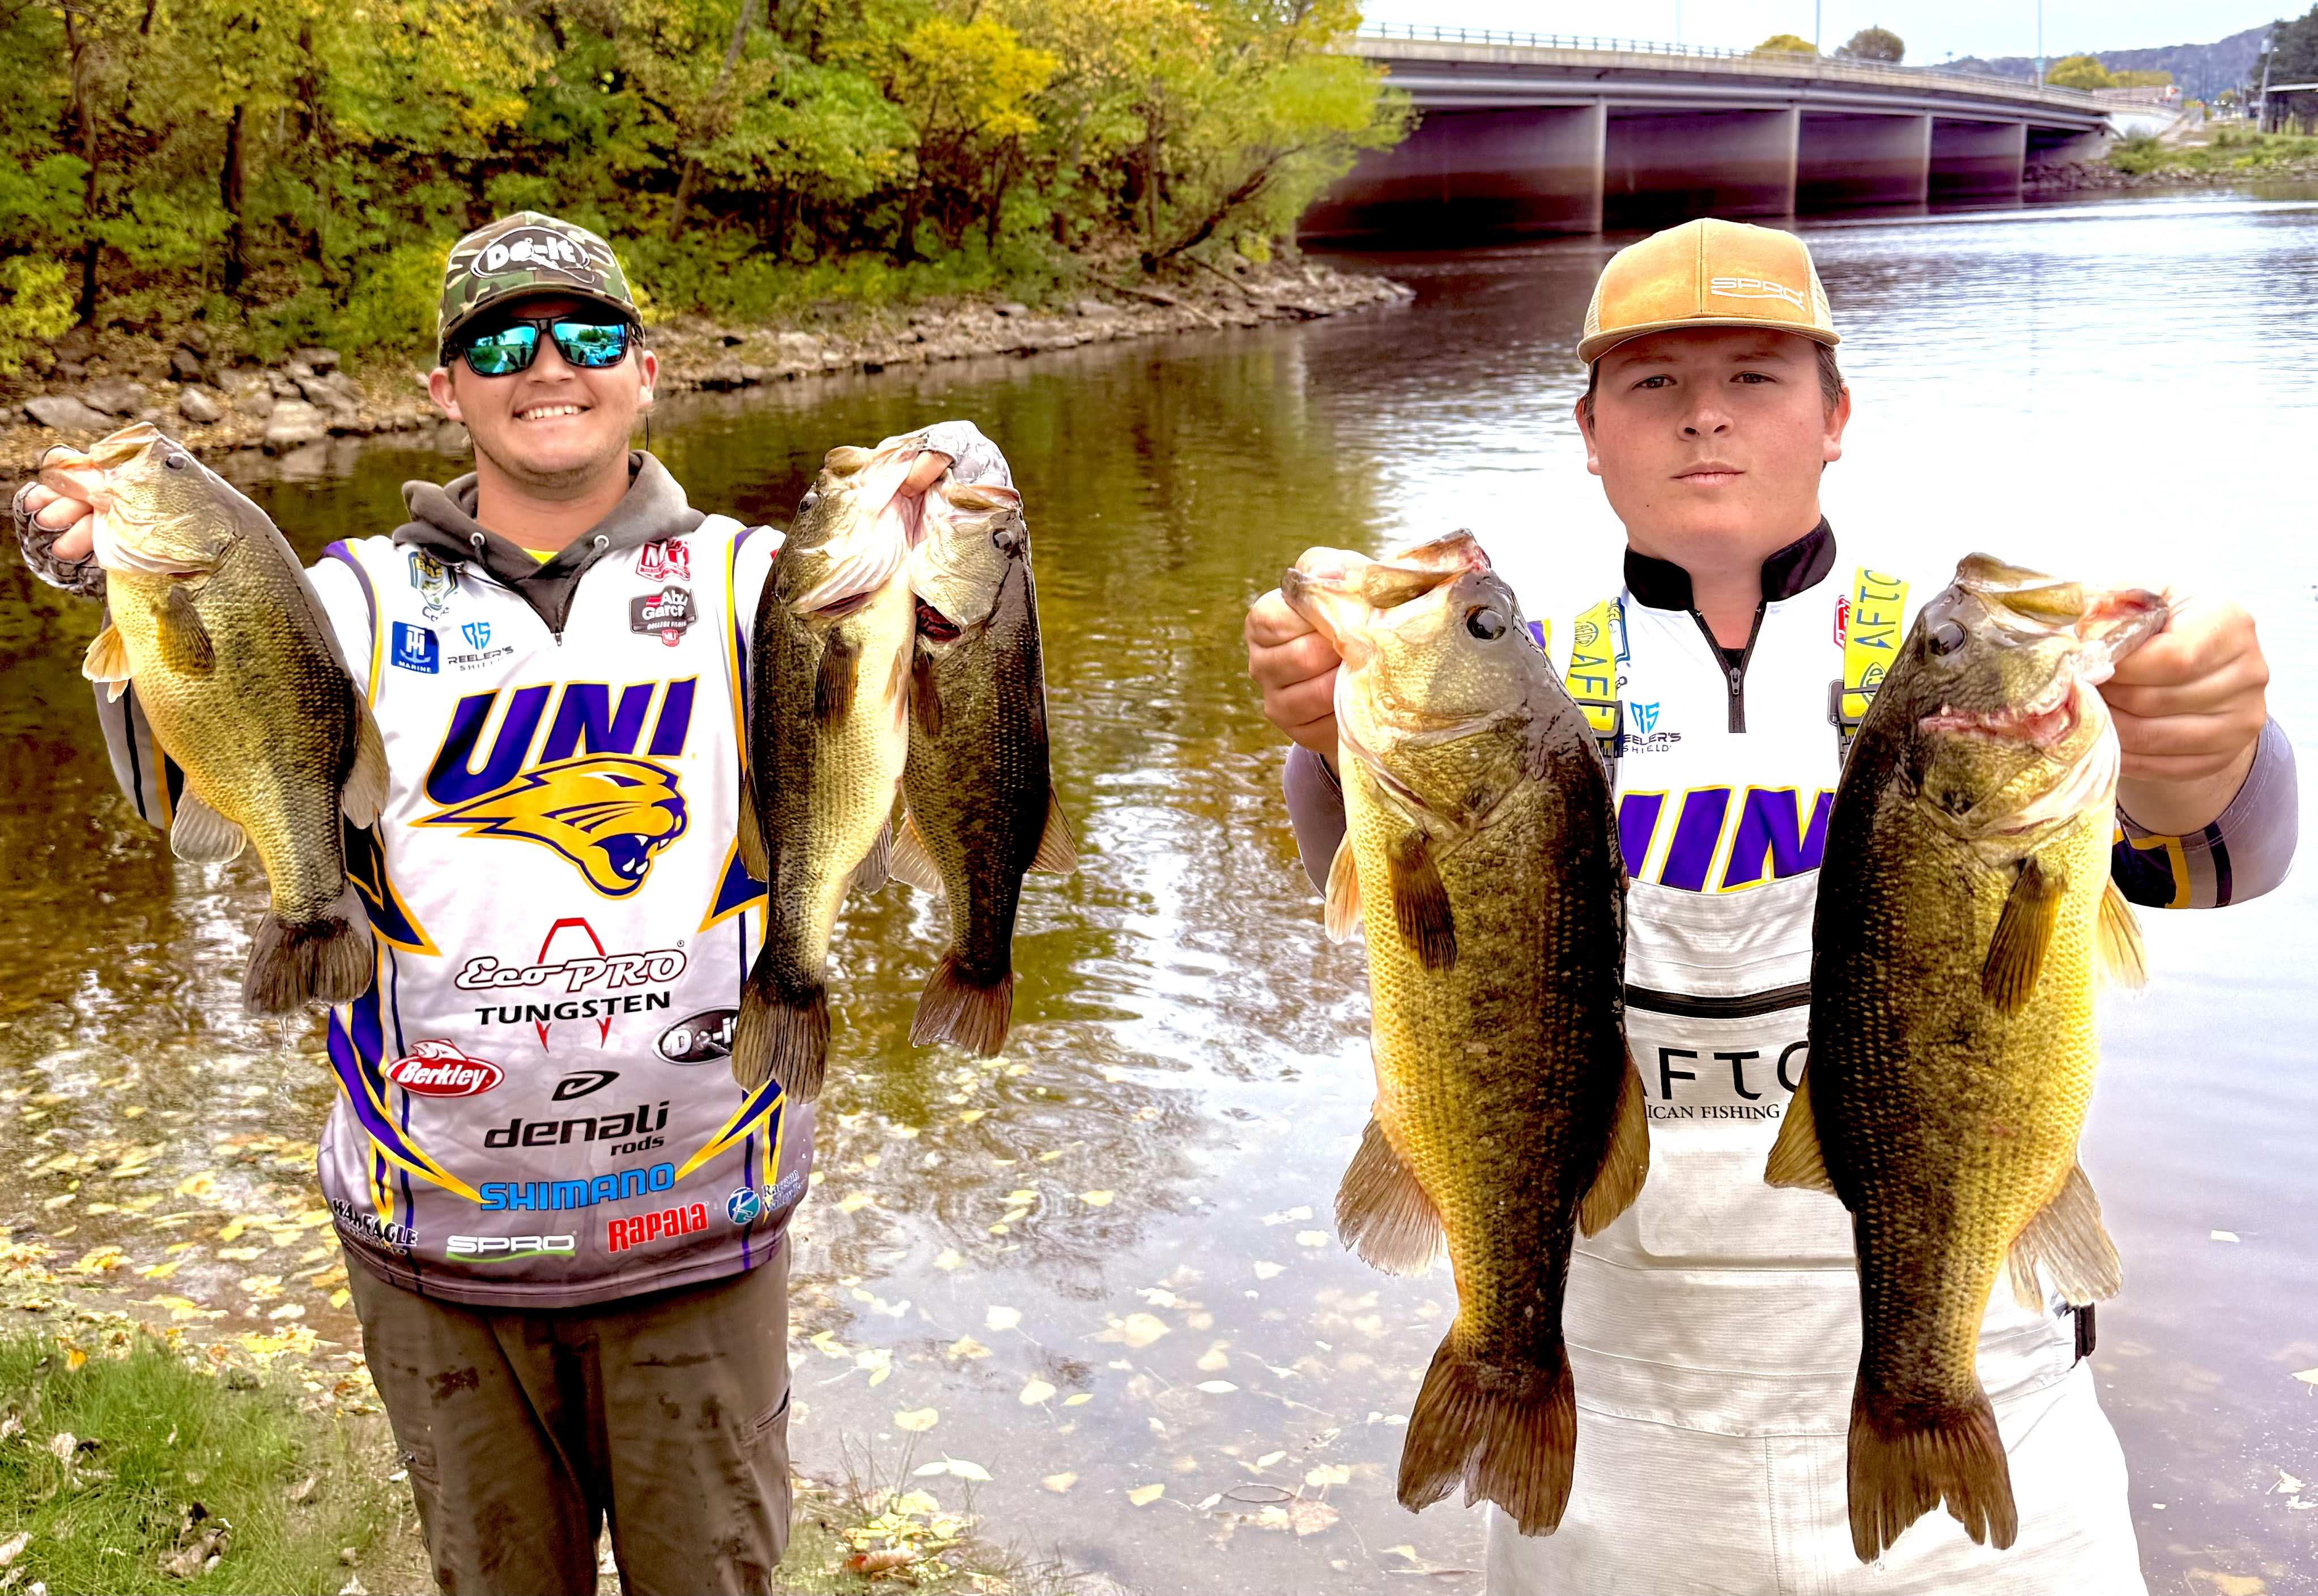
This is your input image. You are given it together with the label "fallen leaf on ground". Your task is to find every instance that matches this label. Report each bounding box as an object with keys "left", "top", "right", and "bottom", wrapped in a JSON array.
[
  {"left": 1003, "top": 1189, "right": 1038, "bottom": 1205},
  {"left": 1062, "top": 1393, "right": 1092, "bottom": 1407},
  {"left": 1305, "top": 1463, "right": 1351, "bottom": 1487},
  {"left": 985, "top": 1305, "right": 1022, "bottom": 1332},
  {"left": 1196, "top": 1380, "right": 1238, "bottom": 1394},
  {"left": 1196, "top": 1343, "right": 1230, "bottom": 1371},
  {"left": 941, "top": 1455, "right": 993, "bottom": 1482},
  {"left": 1253, "top": 1261, "right": 1285, "bottom": 1280},
  {"left": 1078, "top": 1190, "right": 1115, "bottom": 1207},
  {"left": 2292, "top": 1369, "right": 2318, "bottom": 1387},
  {"left": 1095, "top": 1313, "right": 1169, "bottom": 1350},
  {"left": 2212, "top": 1230, "right": 2240, "bottom": 1243},
  {"left": 892, "top": 1408, "right": 938, "bottom": 1433},
  {"left": 1042, "top": 1472, "right": 1077, "bottom": 1493},
  {"left": 1127, "top": 1484, "right": 1164, "bottom": 1506},
  {"left": 933, "top": 1250, "right": 963, "bottom": 1271},
  {"left": 946, "top": 1337, "right": 992, "bottom": 1360},
  {"left": 1019, "top": 1379, "right": 1056, "bottom": 1405},
  {"left": 1294, "top": 1231, "right": 1328, "bottom": 1248},
  {"left": 1255, "top": 1450, "right": 1287, "bottom": 1469},
  {"left": 0, "top": 1531, "right": 28, "bottom": 1567},
  {"left": 844, "top": 1548, "right": 918, "bottom": 1574},
  {"left": 1286, "top": 1499, "right": 1339, "bottom": 1536}
]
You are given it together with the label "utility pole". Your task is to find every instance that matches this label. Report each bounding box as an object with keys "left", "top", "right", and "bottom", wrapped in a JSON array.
[
  {"left": 1813, "top": 1, "right": 1821, "bottom": 52},
  {"left": 2035, "top": 0, "right": 2044, "bottom": 87},
  {"left": 2257, "top": 32, "right": 2273, "bottom": 130}
]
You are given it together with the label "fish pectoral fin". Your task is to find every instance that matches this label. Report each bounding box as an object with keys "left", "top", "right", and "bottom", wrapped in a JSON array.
[
  {"left": 735, "top": 777, "right": 769, "bottom": 882},
  {"left": 169, "top": 791, "right": 247, "bottom": 864},
  {"left": 888, "top": 810, "right": 945, "bottom": 893},
  {"left": 1385, "top": 828, "right": 1456, "bottom": 971},
  {"left": 1981, "top": 855, "right": 2064, "bottom": 1014},
  {"left": 2007, "top": 1161, "right": 2121, "bottom": 1308},
  {"left": 1334, "top": 1116, "right": 1444, "bottom": 1276},
  {"left": 1030, "top": 786, "right": 1078, "bottom": 875},
  {"left": 909, "top": 642, "right": 941, "bottom": 738},
  {"left": 82, "top": 623, "right": 133, "bottom": 690},
  {"left": 158, "top": 584, "right": 216, "bottom": 674},
  {"left": 2096, "top": 879, "right": 2147, "bottom": 990},
  {"left": 1322, "top": 834, "right": 1362, "bottom": 942},
  {"left": 1577, "top": 1054, "right": 1651, "bottom": 1236},
  {"left": 341, "top": 696, "right": 389, "bottom": 827},
  {"left": 849, "top": 818, "right": 894, "bottom": 895},
  {"left": 1763, "top": 1068, "right": 1839, "bottom": 1197},
  {"left": 813, "top": 626, "right": 859, "bottom": 729}
]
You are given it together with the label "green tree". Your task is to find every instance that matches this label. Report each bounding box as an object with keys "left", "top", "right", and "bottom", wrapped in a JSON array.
[
  {"left": 1752, "top": 33, "right": 1815, "bottom": 56},
  {"left": 1834, "top": 25, "right": 1903, "bottom": 63},
  {"left": 2046, "top": 54, "right": 2116, "bottom": 90}
]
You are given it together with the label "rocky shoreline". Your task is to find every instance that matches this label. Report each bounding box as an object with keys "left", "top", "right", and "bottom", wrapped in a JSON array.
[
  {"left": 2, "top": 259, "right": 1410, "bottom": 478},
  {"left": 2027, "top": 158, "right": 2318, "bottom": 195}
]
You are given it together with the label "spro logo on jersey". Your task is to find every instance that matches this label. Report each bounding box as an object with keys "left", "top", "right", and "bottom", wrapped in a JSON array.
[
  {"left": 418, "top": 680, "right": 697, "bottom": 896},
  {"left": 1619, "top": 786, "right": 1836, "bottom": 893},
  {"left": 448, "top": 1233, "right": 576, "bottom": 1261},
  {"left": 383, "top": 1040, "right": 502, "bottom": 1097}
]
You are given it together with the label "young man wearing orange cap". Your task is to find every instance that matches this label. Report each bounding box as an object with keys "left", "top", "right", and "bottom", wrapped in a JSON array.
[
  {"left": 1247, "top": 218, "right": 2294, "bottom": 1591},
  {"left": 15, "top": 211, "right": 1013, "bottom": 1595}
]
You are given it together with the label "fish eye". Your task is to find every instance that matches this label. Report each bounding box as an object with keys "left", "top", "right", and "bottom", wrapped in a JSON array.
[
  {"left": 1928, "top": 619, "right": 1967, "bottom": 656},
  {"left": 796, "top": 491, "right": 819, "bottom": 513},
  {"left": 993, "top": 525, "right": 1026, "bottom": 554},
  {"left": 1465, "top": 606, "right": 1507, "bottom": 641},
  {"left": 163, "top": 455, "right": 186, "bottom": 472}
]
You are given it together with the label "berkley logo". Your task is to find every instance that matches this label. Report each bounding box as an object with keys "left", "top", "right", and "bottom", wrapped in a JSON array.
[
  {"left": 635, "top": 539, "right": 691, "bottom": 583},
  {"left": 384, "top": 1040, "right": 503, "bottom": 1097},
  {"left": 630, "top": 586, "right": 695, "bottom": 647}
]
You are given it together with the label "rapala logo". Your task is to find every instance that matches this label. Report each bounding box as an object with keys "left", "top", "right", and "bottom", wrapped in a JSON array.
[
  {"left": 656, "top": 1008, "right": 736, "bottom": 1064},
  {"left": 448, "top": 1232, "right": 576, "bottom": 1261},
  {"left": 607, "top": 1201, "right": 709, "bottom": 1254},
  {"left": 635, "top": 539, "right": 691, "bottom": 583},
  {"left": 384, "top": 1041, "right": 503, "bottom": 1098},
  {"left": 1708, "top": 275, "right": 1807, "bottom": 311},
  {"left": 629, "top": 586, "right": 696, "bottom": 647}
]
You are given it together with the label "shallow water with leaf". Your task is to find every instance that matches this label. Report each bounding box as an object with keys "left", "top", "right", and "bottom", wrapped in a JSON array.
[{"left": 3, "top": 190, "right": 2316, "bottom": 1594}]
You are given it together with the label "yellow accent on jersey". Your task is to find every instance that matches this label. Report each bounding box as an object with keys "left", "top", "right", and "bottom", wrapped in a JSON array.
[
  {"left": 1563, "top": 597, "right": 1624, "bottom": 741},
  {"left": 1840, "top": 567, "right": 1909, "bottom": 729}
]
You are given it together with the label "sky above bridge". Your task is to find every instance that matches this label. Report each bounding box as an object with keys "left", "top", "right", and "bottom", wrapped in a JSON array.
[{"left": 1356, "top": 2, "right": 2279, "bottom": 65}]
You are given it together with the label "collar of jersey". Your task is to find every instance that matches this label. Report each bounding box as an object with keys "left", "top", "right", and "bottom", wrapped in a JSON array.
[{"left": 1623, "top": 518, "right": 1836, "bottom": 612}]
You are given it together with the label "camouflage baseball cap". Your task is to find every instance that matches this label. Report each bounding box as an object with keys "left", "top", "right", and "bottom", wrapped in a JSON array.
[{"left": 437, "top": 212, "right": 639, "bottom": 354}]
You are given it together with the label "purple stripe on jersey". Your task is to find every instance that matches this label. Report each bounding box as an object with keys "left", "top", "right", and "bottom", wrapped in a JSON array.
[
  {"left": 1660, "top": 788, "right": 1732, "bottom": 892},
  {"left": 542, "top": 683, "right": 655, "bottom": 763},
  {"left": 324, "top": 540, "right": 377, "bottom": 653},
  {"left": 1720, "top": 789, "right": 1834, "bottom": 889},
  {"left": 426, "top": 686, "right": 552, "bottom": 805},
  {"left": 1617, "top": 793, "right": 1663, "bottom": 879},
  {"left": 649, "top": 678, "right": 697, "bottom": 755}
]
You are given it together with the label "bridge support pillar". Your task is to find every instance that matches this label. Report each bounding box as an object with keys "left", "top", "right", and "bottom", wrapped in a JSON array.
[
  {"left": 1798, "top": 113, "right": 1930, "bottom": 211},
  {"left": 1298, "top": 104, "right": 1606, "bottom": 244},
  {"left": 1930, "top": 118, "right": 2027, "bottom": 204},
  {"left": 1604, "top": 108, "right": 1798, "bottom": 230}
]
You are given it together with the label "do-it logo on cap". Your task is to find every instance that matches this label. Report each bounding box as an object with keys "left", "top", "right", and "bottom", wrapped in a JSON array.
[
  {"left": 471, "top": 227, "right": 594, "bottom": 280},
  {"left": 1708, "top": 275, "right": 1807, "bottom": 311}
]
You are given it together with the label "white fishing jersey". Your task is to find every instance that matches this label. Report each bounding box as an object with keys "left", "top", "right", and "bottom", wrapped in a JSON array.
[{"left": 300, "top": 514, "right": 808, "bottom": 1308}]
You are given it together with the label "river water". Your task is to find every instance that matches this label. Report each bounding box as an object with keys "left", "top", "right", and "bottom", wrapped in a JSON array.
[{"left": 2, "top": 189, "right": 2315, "bottom": 1595}]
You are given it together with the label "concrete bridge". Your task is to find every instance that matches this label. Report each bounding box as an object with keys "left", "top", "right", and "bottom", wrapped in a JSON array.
[{"left": 1302, "top": 27, "right": 2116, "bottom": 244}]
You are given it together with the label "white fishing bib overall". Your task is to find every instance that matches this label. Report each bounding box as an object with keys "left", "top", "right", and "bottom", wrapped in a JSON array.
[{"left": 1490, "top": 557, "right": 2146, "bottom": 1594}]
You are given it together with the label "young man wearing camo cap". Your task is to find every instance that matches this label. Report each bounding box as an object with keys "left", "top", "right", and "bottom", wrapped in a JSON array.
[{"left": 17, "top": 210, "right": 1013, "bottom": 1595}]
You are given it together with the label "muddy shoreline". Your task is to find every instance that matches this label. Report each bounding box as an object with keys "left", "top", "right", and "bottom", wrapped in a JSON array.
[{"left": 2, "top": 261, "right": 1410, "bottom": 479}]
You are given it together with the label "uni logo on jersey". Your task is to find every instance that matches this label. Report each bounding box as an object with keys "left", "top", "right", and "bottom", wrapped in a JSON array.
[
  {"left": 418, "top": 680, "right": 697, "bottom": 896},
  {"left": 1620, "top": 786, "right": 1835, "bottom": 893}
]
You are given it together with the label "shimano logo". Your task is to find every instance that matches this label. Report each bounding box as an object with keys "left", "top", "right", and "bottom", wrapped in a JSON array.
[{"left": 455, "top": 948, "right": 687, "bottom": 993}]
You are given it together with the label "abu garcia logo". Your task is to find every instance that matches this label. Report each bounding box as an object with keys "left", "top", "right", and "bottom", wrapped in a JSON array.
[{"left": 416, "top": 679, "right": 697, "bottom": 897}]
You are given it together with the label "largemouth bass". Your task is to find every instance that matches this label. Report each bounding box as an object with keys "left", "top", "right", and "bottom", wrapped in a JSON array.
[
  {"left": 888, "top": 476, "right": 1077, "bottom": 1054},
  {"left": 734, "top": 442, "right": 920, "bottom": 1099},
  {"left": 1283, "top": 532, "right": 1647, "bottom": 1537},
  {"left": 40, "top": 423, "right": 385, "bottom": 1013},
  {"left": 1766, "top": 555, "right": 2166, "bottom": 1561}
]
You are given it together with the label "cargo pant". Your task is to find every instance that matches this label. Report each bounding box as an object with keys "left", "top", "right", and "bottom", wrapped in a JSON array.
[{"left": 347, "top": 1246, "right": 793, "bottom": 1596}]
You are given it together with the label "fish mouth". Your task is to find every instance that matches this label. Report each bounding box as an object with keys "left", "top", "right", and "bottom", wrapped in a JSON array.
[{"left": 1922, "top": 679, "right": 2082, "bottom": 748}]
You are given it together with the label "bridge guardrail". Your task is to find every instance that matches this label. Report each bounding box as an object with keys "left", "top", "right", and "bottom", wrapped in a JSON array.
[{"left": 1350, "top": 24, "right": 2108, "bottom": 113}]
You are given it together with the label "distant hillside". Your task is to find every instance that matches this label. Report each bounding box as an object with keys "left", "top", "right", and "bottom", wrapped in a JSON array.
[{"left": 1945, "top": 24, "right": 2267, "bottom": 101}]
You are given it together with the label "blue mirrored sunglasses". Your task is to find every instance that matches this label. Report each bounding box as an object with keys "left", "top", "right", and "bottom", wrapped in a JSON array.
[{"left": 449, "top": 317, "right": 636, "bottom": 377}]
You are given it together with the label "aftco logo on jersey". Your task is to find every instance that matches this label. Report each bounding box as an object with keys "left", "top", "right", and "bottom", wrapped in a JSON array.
[{"left": 391, "top": 622, "right": 440, "bottom": 674}]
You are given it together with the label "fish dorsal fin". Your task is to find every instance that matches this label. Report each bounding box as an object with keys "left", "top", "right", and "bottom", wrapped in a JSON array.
[
  {"left": 2006, "top": 1161, "right": 2120, "bottom": 1309},
  {"left": 341, "top": 697, "right": 389, "bottom": 827},
  {"left": 849, "top": 818, "right": 892, "bottom": 895},
  {"left": 1982, "top": 856, "right": 2064, "bottom": 1014},
  {"left": 888, "top": 810, "right": 944, "bottom": 893},
  {"left": 1577, "top": 1054, "right": 1651, "bottom": 1236},
  {"left": 169, "top": 790, "right": 246, "bottom": 863},
  {"left": 1322, "top": 832, "right": 1362, "bottom": 942},
  {"left": 735, "top": 774, "right": 769, "bottom": 882},
  {"left": 83, "top": 624, "right": 133, "bottom": 698},
  {"left": 2097, "top": 879, "right": 2146, "bottom": 990},
  {"left": 1334, "top": 1113, "right": 1444, "bottom": 1275},
  {"left": 1030, "top": 786, "right": 1077, "bottom": 875},
  {"left": 158, "top": 584, "right": 215, "bottom": 675},
  {"left": 1385, "top": 828, "right": 1455, "bottom": 971},
  {"left": 1763, "top": 1066, "right": 1839, "bottom": 1195}
]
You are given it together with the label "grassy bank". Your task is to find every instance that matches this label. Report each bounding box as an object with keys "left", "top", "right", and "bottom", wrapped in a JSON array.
[{"left": 2114, "top": 126, "right": 2318, "bottom": 177}]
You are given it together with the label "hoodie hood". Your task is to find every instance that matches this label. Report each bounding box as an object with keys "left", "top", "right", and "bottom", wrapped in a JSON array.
[{"left": 393, "top": 451, "right": 707, "bottom": 635}]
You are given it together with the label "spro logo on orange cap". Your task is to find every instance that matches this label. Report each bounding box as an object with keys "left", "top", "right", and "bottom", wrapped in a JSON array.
[{"left": 1579, "top": 218, "right": 1838, "bottom": 363}]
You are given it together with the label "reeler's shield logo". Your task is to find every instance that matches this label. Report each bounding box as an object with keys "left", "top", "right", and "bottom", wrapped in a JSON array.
[
  {"left": 385, "top": 1040, "right": 503, "bottom": 1097},
  {"left": 463, "top": 621, "right": 491, "bottom": 651}
]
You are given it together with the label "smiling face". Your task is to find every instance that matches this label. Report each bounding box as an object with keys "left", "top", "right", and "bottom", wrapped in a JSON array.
[
  {"left": 1577, "top": 326, "right": 1849, "bottom": 573},
  {"left": 426, "top": 292, "right": 658, "bottom": 505}
]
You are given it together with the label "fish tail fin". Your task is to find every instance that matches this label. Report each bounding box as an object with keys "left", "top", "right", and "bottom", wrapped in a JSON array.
[
  {"left": 1398, "top": 1329, "right": 1576, "bottom": 1538},
  {"left": 243, "top": 884, "right": 373, "bottom": 1014},
  {"left": 909, "top": 952, "right": 1014, "bottom": 1056},
  {"left": 732, "top": 958, "right": 830, "bottom": 1100},
  {"left": 1847, "top": 1383, "right": 2017, "bottom": 1563}
]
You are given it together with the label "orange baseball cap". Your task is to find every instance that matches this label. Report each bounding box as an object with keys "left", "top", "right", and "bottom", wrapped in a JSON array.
[{"left": 1578, "top": 218, "right": 1839, "bottom": 364}]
